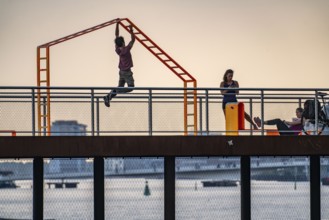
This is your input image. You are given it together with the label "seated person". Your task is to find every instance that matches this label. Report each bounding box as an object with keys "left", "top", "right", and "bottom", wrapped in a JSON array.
[{"left": 253, "top": 107, "right": 304, "bottom": 135}]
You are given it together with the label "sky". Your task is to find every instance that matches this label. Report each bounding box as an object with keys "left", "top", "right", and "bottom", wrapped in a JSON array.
[{"left": 1, "top": 0, "right": 329, "bottom": 89}]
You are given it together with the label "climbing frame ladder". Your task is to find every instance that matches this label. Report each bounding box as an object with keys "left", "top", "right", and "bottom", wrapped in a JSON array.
[
  {"left": 36, "top": 47, "right": 51, "bottom": 135},
  {"left": 118, "top": 18, "right": 197, "bottom": 135},
  {"left": 37, "top": 18, "right": 197, "bottom": 136}
]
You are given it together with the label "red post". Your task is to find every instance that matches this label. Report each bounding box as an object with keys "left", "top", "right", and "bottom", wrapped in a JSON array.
[{"left": 238, "top": 102, "right": 245, "bottom": 130}]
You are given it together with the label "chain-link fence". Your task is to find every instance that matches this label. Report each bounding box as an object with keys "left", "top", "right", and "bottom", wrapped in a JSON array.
[
  {"left": 2, "top": 156, "right": 329, "bottom": 219},
  {"left": 251, "top": 157, "right": 310, "bottom": 220},
  {"left": 0, "top": 159, "right": 33, "bottom": 219}
]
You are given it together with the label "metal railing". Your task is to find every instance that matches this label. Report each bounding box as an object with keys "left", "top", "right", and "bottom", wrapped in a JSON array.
[{"left": 0, "top": 86, "right": 328, "bottom": 136}]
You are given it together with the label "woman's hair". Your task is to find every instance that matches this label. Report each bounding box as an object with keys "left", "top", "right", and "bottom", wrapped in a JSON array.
[
  {"left": 296, "top": 107, "right": 303, "bottom": 113},
  {"left": 115, "top": 36, "right": 125, "bottom": 47},
  {"left": 223, "top": 69, "right": 234, "bottom": 82}
]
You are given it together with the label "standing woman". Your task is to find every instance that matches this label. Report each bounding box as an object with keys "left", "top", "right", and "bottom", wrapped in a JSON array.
[{"left": 220, "top": 69, "right": 258, "bottom": 130}]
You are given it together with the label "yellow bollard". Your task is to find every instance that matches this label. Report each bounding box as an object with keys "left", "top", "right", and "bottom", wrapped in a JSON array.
[{"left": 225, "top": 103, "right": 239, "bottom": 136}]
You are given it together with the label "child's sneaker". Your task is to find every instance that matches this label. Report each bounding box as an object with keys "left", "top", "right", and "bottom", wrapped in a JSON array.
[
  {"left": 253, "top": 117, "right": 262, "bottom": 128},
  {"left": 103, "top": 96, "right": 110, "bottom": 107}
]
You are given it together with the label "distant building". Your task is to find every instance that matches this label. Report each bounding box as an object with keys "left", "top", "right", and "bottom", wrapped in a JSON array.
[
  {"left": 47, "top": 120, "right": 88, "bottom": 173},
  {"left": 47, "top": 120, "right": 124, "bottom": 174},
  {"left": 51, "top": 120, "right": 87, "bottom": 136},
  {"left": 105, "top": 159, "right": 124, "bottom": 173}
]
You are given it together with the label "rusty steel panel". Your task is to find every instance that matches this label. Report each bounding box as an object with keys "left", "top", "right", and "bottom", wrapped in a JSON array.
[{"left": 0, "top": 136, "right": 329, "bottom": 158}]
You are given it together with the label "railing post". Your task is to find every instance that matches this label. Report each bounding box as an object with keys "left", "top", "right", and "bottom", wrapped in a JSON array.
[
  {"left": 164, "top": 156, "right": 175, "bottom": 220},
  {"left": 205, "top": 90, "right": 209, "bottom": 135},
  {"left": 260, "top": 90, "right": 264, "bottom": 136},
  {"left": 249, "top": 98, "right": 253, "bottom": 136},
  {"left": 33, "top": 157, "right": 43, "bottom": 220},
  {"left": 96, "top": 97, "right": 100, "bottom": 136},
  {"left": 91, "top": 89, "right": 95, "bottom": 136},
  {"left": 42, "top": 97, "right": 47, "bottom": 136},
  {"left": 241, "top": 156, "right": 251, "bottom": 220},
  {"left": 94, "top": 157, "right": 105, "bottom": 220},
  {"left": 298, "top": 98, "right": 302, "bottom": 108},
  {"left": 310, "top": 155, "right": 321, "bottom": 220},
  {"left": 32, "top": 89, "right": 36, "bottom": 136},
  {"left": 148, "top": 89, "right": 153, "bottom": 136},
  {"left": 199, "top": 97, "right": 203, "bottom": 135},
  {"left": 315, "top": 91, "right": 319, "bottom": 134}
]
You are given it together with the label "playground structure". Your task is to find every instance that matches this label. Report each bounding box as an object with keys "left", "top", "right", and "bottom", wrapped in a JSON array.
[{"left": 37, "top": 18, "right": 197, "bottom": 136}]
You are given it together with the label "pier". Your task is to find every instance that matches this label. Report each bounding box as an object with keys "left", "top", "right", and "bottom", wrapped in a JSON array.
[{"left": 45, "top": 180, "right": 79, "bottom": 189}]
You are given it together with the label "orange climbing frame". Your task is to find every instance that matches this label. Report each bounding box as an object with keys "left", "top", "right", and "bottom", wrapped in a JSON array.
[{"left": 37, "top": 18, "right": 197, "bottom": 136}]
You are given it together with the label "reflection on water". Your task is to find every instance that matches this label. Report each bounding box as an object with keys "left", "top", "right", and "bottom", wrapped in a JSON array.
[{"left": 0, "top": 179, "right": 329, "bottom": 220}]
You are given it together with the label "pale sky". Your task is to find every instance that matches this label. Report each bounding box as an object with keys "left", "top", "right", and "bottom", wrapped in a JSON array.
[{"left": 1, "top": 0, "right": 329, "bottom": 89}]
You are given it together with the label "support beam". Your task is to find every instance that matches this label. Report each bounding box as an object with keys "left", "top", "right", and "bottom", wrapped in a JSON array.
[
  {"left": 241, "top": 156, "right": 251, "bottom": 220},
  {"left": 94, "top": 157, "right": 105, "bottom": 220},
  {"left": 33, "top": 157, "right": 43, "bottom": 220},
  {"left": 164, "top": 156, "right": 175, "bottom": 220},
  {"left": 310, "top": 156, "right": 321, "bottom": 220},
  {"left": 1, "top": 136, "right": 329, "bottom": 158}
]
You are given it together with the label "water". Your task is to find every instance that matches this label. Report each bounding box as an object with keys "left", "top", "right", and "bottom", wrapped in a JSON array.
[{"left": 0, "top": 179, "right": 329, "bottom": 220}]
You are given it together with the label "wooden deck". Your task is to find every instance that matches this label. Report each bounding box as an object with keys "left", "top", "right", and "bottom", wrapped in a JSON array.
[{"left": 1, "top": 136, "right": 329, "bottom": 158}]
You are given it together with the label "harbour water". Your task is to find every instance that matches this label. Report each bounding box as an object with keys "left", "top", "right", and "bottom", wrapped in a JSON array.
[{"left": 0, "top": 178, "right": 329, "bottom": 220}]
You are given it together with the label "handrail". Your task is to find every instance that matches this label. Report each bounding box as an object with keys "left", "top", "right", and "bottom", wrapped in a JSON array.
[{"left": 1, "top": 86, "right": 329, "bottom": 91}]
